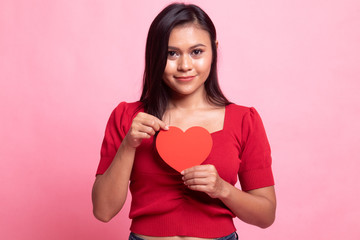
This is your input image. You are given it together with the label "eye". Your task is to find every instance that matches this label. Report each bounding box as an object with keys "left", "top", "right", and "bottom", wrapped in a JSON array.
[
  {"left": 168, "top": 50, "right": 179, "bottom": 59},
  {"left": 168, "top": 51, "right": 176, "bottom": 56},
  {"left": 192, "top": 49, "right": 203, "bottom": 56}
]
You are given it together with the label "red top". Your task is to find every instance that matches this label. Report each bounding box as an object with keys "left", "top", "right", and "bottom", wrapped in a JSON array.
[{"left": 96, "top": 101, "right": 274, "bottom": 238}]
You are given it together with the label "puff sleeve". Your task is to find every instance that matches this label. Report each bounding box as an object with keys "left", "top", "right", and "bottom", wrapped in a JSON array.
[
  {"left": 238, "top": 107, "right": 274, "bottom": 191},
  {"left": 96, "top": 102, "right": 129, "bottom": 175}
]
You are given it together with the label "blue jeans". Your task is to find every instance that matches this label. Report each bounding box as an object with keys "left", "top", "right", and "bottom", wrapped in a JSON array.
[{"left": 129, "top": 232, "right": 238, "bottom": 240}]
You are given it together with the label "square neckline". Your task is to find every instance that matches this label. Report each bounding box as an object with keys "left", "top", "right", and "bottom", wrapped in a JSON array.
[{"left": 210, "top": 103, "right": 231, "bottom": 135}]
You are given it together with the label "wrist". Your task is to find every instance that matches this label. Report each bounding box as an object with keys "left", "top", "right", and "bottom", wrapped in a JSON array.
[
  {"left": 122, "top": 133, "right": 141, "bottom": 149},
  {"left": 218, "top": 180, "right": 232, "bottom": 200},
  {"left": 120, "top": 138, "right": 137, "bottom": 152}
]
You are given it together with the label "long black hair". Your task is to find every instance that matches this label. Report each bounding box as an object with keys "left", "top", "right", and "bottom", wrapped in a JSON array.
[{"left": 140, "top": 3, "right": 230, "bottom": 119}]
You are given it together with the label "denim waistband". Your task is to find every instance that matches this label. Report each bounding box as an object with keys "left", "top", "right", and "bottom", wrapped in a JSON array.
[{"left": 129, "top": 232, "right": 238, "bottom": 240}]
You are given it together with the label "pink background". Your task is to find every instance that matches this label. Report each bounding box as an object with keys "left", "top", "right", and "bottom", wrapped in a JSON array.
[{"left": 1, "top": 0, "right": 359, "bottom": 239}]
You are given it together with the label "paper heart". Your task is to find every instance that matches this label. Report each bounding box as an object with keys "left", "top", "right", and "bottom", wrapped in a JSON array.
[{"left": 156, "top": 126, "right": 213, "bottom": 172}]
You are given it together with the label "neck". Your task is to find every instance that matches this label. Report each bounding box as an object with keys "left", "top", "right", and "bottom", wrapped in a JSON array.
[{"left": 168, "top": 89, "right": 209, "bottom": 110}]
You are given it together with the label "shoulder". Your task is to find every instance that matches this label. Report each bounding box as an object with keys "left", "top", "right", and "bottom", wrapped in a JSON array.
[
  {"left": 113, "top": 101, "right": 143, "bottom": 116},
  {"left": 226, "top": 103, "right": 267, "bottom": 136},
  {"left": 226, "top": 103, "right": 270, "bottom": 153},
  {"left": 109, "top": 101, "right": 143, "bottom": 126},
  {"left": 226, "top": 103, "right": 260, "bottom": 120}
]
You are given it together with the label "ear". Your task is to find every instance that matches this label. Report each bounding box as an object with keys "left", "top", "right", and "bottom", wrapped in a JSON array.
[{"left": 215, "top": 40, "right": 219, "bottom": 49}]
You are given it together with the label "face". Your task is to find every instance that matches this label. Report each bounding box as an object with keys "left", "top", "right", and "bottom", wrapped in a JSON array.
[{"left": 163, "top": 24, "right": 213, "bottom": 98}]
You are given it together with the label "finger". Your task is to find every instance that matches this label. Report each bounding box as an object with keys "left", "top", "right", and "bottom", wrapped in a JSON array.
[
  {"left": 157, "top": 119, "right": 169, "bottom": 131},
  {"left": 138, "top": 125, "right": 156, "bottom": 136},
  {"left": 135, "top": 116, "right": 156, "bottom": 128},
  {"left": 182, "top": 171, "right": 209, "bottom": 181},
  {"left": 187, "top": 184, "right": 208, "bottom": 192},
  {"left": 147, "top": 117, "right": 168, "bottom": 131},
  {"left": 181, "top": 164, "right": 215, "bottom": 175},
  {"left": 139, "top": 116, "right": 168, "bottom": 132},
  {"left": 184, "top": 177, "right": 210, "bottom": 186},
  {"left": 142, "top": 112, "right": 168, "bottom": 131},
  {"left": 128, "top": 129, "right": 152, "bottom": 140}
]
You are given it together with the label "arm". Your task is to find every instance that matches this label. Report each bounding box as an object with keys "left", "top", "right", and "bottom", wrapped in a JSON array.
[
  {"left": 92, "top": 112, "right": 168, "bottom": 222},
  {"left": 182, "top": 165, "right": 276, "bottom": 228},
  {"left": 219, "top": 180, "right": 276, "bottom": 228},
  {"left": 91, "top": 141, "right": 135, "bottom": 222}
]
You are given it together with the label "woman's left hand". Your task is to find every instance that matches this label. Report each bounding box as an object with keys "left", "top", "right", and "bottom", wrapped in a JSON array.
[{"left": 181, "top": 164, "right": 228, "bottom": 199}]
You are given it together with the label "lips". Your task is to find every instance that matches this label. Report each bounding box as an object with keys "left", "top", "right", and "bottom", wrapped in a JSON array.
[{"left": 174, "top": 75, "right": 196, "bottom": 81}]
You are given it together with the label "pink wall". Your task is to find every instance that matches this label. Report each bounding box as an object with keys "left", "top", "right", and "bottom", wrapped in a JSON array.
[{"left": 1, "top": 0, "right": 359, "bottom": 239}]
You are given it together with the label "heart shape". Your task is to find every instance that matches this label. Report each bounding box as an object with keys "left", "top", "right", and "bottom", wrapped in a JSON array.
[{"left": 156, "top": 126, "right": 213, "bottom": 172}]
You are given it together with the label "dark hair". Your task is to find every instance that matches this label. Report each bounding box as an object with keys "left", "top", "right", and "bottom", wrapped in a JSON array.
[{"left": 140, "top": 3, "right": 230, "bottom": 119}]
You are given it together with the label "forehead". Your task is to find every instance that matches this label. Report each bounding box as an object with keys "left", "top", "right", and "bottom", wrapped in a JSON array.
[{"left": 168, "top": 24, "right": 211, "bottom": 47}]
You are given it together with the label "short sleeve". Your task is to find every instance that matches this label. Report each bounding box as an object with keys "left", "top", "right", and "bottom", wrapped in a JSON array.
[
  {"left": 238, "top": 107, "right": 274, "bottom": 191},
  {"left": 96, "top": 102, "right": 129, "bottom": 175}
]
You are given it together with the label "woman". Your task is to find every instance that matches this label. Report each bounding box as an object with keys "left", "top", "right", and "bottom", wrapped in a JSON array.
[{"left": 92, "top": 3, "right": 276, "bottom": 240}]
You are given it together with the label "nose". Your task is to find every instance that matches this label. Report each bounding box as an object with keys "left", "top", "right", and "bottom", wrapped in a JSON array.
[{"left": 177, "top": 54, "right": 193, "bottom": 72}]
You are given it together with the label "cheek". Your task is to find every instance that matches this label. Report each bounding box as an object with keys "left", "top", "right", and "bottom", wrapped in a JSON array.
[
  {"left": 164, "top": 60, "right": 177, "bottom": 75},
  {"left": 195, "top": 57, "right": 212, "bottom": 73},
  {"left": 163, "top": 61, "right": 175, "bottom": 84}
]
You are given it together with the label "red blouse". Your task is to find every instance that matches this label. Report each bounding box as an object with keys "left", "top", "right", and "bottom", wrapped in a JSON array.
[{"left": 96, "top": 101, "right": 274, "bottom": 238}]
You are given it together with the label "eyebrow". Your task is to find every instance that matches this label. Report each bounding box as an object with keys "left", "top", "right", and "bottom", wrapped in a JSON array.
[{"left": 168, "top": 43, "right": 206, "bottom": 50}]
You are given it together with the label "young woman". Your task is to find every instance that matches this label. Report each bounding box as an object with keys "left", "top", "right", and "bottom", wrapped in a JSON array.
[{"left": 92, "top": 3, "right": 276, "bottom": 240}]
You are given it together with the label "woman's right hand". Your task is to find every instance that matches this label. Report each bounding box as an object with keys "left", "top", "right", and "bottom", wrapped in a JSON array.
[
  {"left": 92, "top": 112, "right": 168, "bottom": 222},
  {"left": 123, "top": 112, "right": 169, "bottom": 149}
]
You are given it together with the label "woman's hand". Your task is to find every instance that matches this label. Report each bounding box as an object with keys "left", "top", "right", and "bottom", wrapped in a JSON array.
[
  {"left": 181, "top": 164, "right": 228, "bottom": 199},
  {"left": 182, "top": 164, "right": 276, "bottom": 228},
  {"left": 123, "top": 112, "right": 169, "bottom": 149}
]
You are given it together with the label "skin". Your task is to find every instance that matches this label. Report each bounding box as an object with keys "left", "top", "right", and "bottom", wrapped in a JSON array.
[{"left": 92, "top": 23, "right": 276, "bottom": 240}]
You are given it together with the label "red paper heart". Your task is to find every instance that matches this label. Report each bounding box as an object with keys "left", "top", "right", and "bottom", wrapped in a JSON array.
[{"left": 156, "top": 126, "right": 213, "bottom": 172}]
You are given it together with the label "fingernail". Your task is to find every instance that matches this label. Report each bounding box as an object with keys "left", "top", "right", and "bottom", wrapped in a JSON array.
[{"left": 165, "top": 125, "right": 169, "bottom": 130}]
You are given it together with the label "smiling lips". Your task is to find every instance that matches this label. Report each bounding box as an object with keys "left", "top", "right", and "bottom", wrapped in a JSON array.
[{"left": 174, "top": 75, "right": 196, "bottom": 81}]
